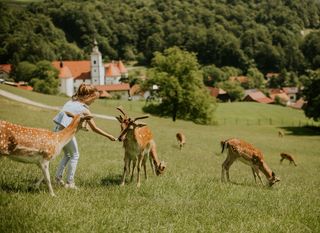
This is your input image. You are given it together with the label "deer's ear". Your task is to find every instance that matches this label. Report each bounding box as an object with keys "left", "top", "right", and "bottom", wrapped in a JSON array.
[
  {"left": 137, "top": 123, "right": 147, "bottom": 127},
  {"left": 65, "top": 111, "right": 75, "bottom": 118}
]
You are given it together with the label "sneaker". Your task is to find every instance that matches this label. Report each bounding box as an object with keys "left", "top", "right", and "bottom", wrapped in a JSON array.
[
  {"left": 64, "top": 182, "right": 79, "bottom": 190},
  {"left": 55, "top": 177, "right": 65, "bottom": 186}
]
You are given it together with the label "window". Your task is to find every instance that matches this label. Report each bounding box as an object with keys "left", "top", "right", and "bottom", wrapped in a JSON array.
[{"left": 93, "top": 60, "right": 96, "bottom": 64}]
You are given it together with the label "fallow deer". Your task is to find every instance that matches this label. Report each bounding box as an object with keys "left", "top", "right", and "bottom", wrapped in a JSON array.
[
  {"left": 221, "top": 138, "right": 280, "bottom": 186},
  {"left": 116, "top": 107, "right": 166, "bottom": 187},
  {"left": 0, "top": 112, "right": 93, "bottom": 196},
  {"left": 278, "top": 130, "right": 284, "bottom": 137},
  {"left": 280, "top": 153, "right": 297, "bottom": 166},
  {"left": 176, "top": 132, "right": 186, "bottom": 150}
]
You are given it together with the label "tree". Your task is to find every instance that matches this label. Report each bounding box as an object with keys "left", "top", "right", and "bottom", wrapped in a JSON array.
[
  {"left": 30, "top": 60, "right": 59, "bottom": 95},
  {"left": 12, "top": 61, "right": 36, "bottom": 82},
  {"left": 303, "top": 70, "right": 320, "bottom": 121},
  {"left": 143, "top": 47, "right": 216, "bottom": 124}
]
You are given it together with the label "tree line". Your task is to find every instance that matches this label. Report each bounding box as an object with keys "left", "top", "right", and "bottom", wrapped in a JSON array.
[
  {"left": 1, "top": 0, "right": 319, "bottom": 73},
  {"left": 0, "top": 0, "right": 319, "bottom": 123}
]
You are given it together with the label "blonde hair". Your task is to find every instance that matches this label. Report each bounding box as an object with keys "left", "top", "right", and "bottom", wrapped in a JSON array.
[{"left": 72, "top": 83, "right": 99, "bottom": 102}]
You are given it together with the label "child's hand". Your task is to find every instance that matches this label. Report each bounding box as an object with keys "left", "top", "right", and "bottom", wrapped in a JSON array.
[{"left": 109, "top": 136, "right": 117, "bottom": 141}]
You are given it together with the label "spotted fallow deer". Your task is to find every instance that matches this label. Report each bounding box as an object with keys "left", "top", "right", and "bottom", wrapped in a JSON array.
[
  {"left": 0, "top": 112, "right": 93, "bottom": 196},
  {"left": 116, "top": 107, "right": 166, "bottom": 187},
  {"left": 176, "top": 132, "right": 186, "bottom": 150},
  {"left": 220, "top": 138, "right": 280, "bottom": 186},
  {"left": 280, "top": 153, "right": 297, "bottom": 166}
]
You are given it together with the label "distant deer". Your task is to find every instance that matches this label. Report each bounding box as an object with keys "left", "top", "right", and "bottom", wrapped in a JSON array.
[
  {"left": 221, "top": 138, "right": 280, "bottom": 186},
  {"left": 116, "top": 107, "right": 166, "bottom": 187},
  {"left": 280, "top": 153, "right": 297, "bottom": 166},
  {"left": 176, "top": 132, "right": 186, "bottom": 150},
  {"left": 0, "top": 112, "right": 93, "bottom": 196},
  {"left": 278, "top": 130, "right": 284, "bottom": 137}
]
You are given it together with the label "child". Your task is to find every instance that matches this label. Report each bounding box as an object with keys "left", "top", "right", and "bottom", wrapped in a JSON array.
[{"left": 53, "top": 83, "right": 117, "bottom": 189}]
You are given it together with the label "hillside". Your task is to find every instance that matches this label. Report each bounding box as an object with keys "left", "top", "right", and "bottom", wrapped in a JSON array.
[
  {"left": 1, "top": 87, "right": 320, "bottom": 232},
  {"left": 1, "top": 0, "right": 320, "bottom": 73}
]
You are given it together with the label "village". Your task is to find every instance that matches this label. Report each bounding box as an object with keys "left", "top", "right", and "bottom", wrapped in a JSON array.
[{"left": 0, "top": 40, "right": 305, "bottom": 111}]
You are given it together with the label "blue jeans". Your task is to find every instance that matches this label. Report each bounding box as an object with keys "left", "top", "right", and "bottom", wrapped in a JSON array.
[{"left": 54, "top": 125, "right": 80, "bottom": 184}]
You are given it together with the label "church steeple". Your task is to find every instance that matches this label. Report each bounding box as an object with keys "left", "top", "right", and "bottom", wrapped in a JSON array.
[{"left": 90, "top": 39, "right": 104, "bottom": 85}]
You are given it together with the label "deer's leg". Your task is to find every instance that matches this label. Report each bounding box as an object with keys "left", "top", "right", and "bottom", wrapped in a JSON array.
[
  {"left": 280, "top": 157, "right": 284, "bottom": 164},
  {"left": 39, "top": 160, "right": 55, "bottom": 196},
  {"left": 127, "top": 160, "right": 131, "bottom": 176},
  {"left": 121, "top": 157, "right": 129, "bottom": 186},
  {"left": 251, "top": 167, "right": 257, "bottom": 183},
  {"left": 143, "top": 155, "right": 148, "bottom": 180},
  {"left": 222, "top": 154, "right": 235, "bottom": 182},
  {"left": 130, "top": 159, "right": 136, "bottom": 182},
  {"left": 149, "top": 154, "right": 155, "bottom": 175},
  {"left": 34, "top": 175, "right": 44, "bottom": 189},
  {"left": 136, "top": 155, "right": 143, "bottom": 187}
]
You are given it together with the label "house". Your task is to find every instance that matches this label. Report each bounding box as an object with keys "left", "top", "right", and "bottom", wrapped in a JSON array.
[
  {"left": 0, "top": 64, "right": 11, "bottom": 79},
  {"left": 95, "top": 83, "right": 130, "bottom": 99},
  {"left": 243, "top": 89, "right": 273, "bottom": 104},
  {"left": 268, "top": 88, "right": 290, "bottom": 105},
  {"left": 207, "top": 86, "right": 230, "bottom": 102},
  {"left": 282, "top": 87, "right": 298, "bottom": 103},
  {"left": 290, "top": 98, "right": 306, "bottom": 109},
  {"left": 52, "top": 40, "right": 129, "bottom": 97}
]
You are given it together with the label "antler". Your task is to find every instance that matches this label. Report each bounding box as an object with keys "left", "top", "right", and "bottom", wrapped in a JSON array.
[
  {"left": 116, "top": 106, "right": 127, "bottom": 117},
  {"left": 133, "top": 115, "right": 149, "bottom": 122}
]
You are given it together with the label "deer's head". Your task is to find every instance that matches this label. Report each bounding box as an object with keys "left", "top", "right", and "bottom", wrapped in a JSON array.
[
  {"left": 268, "top": 172, "right": 280, "bottom": 186},
  {"left": 65, "top": 111, "right": 93, "bottom": 131},
  {"left": 115, "top": 107, "right": 149, "bottom": 142}
]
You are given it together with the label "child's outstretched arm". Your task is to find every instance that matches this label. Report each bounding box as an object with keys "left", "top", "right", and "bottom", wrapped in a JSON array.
[{"left": 87, "top": 119, "right": 117, "bottom": 141}]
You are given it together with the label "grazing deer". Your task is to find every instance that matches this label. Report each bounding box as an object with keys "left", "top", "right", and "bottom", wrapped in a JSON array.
[
  {"left": 221, "top": 138, "right": 280, "bottom": 186},
  {"left": 278, "top": 130, "right": 284, "bottom": 137},
  {"left": 0, "top": 112, "right": 93, "bottom": 196},
  {"left": 116, "top": 107, "right": 166, "bottom": 187},
  {"left": 280, "top": 153, "right": 297, "bottom": 166},
  {"left": 176, "top": 132, "right": 186, "bottom": 150}
]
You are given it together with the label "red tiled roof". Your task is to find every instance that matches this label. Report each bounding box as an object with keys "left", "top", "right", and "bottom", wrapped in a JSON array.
[
  {"left": 282, "top": 87, "right": 298, "bottom": 94},
  {"left": 291, "top": 98, "right": 306, "bottom": 109},
  {"left": 105, "top": 63, "right": 121, "bottom": 77},
  {"left": 0, "top": 64, "right": 12, "bottom": 73},
  {"left": 117, "top": 60, "right": 128, "bottom": 73},
  {"left": 207, "top": 87, "right": 226, "bottom": 97},
  {"left": 270, "top": 93, "right": 290, "bottom": 102},
  {"left": 95, "top": 83, "right": 130, "bottom": 91},
  {"left": 52, "top": 61, "right": 91, "bottom": 80},
  {"left": 59, "top": 66, "right": 73, "bottom": 79},
  {"left": 243, "top": 91, "right": 274, "bottom": 104}
]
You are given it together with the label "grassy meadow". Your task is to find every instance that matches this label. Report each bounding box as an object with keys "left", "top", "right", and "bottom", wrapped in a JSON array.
[{"left": 0, "top": 85, "right": 320, "bottom": 233}]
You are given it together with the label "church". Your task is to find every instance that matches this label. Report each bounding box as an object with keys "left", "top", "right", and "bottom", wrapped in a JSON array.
[{"left": 52, "top": 40, "right": 130, "bottom": 98}]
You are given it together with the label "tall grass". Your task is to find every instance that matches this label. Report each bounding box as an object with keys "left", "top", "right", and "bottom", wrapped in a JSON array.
[{"left": 0, "top": 91, "right": 319, "bottom": 233}]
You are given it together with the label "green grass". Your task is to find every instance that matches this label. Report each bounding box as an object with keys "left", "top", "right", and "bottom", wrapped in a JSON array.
[{"left": 0, "top": 88, "right": 320, "bottom": 233}]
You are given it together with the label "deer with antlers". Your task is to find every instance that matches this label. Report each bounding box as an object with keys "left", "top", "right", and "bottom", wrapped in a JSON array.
[
  {"left": 116, "top": 107, "right": 166, "bottom": 187},
  {"left": 221, "top": 138, "right": 280, "bottom": 186},
  {"left": 0, "top": 112, "right": 93, "bottom": 196}
]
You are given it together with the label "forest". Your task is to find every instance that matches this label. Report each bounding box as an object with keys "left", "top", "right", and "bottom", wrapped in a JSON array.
[{"left": 0, "top": 0, "right": 319, "bottom": 74}]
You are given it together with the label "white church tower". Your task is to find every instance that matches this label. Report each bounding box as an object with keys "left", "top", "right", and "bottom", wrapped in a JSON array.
[{"left": 90, "top": 39, "right": 105, "bottom": 85}]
